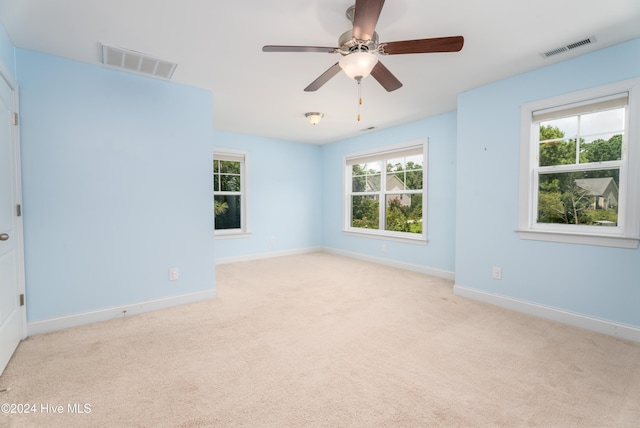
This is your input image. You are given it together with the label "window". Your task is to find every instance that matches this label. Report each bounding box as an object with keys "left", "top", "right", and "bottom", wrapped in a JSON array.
[
  {"left": 213, "top": 149, "right": 249, "bottom": 237},
  {"left": 344, "top": 140, "right": 427, "bottom": 243},
  {"left": 518, "top": 78, "right": 640, "bottom": 248}
]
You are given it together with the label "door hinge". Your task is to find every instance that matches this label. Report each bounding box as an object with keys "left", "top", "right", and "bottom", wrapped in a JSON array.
[
  {"left": 16, "top": 204, "right": 21, "bottom": 217},
  {"left": 19, "top": 294, "right": 25, "bottom": 306},
  {"left": 11, "top": 112, "right": 18, "bottom": 126}
]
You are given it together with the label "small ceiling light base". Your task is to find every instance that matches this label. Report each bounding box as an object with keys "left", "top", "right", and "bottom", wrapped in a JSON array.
[{"left": 305, "top": 112, "right": 324, "bottom": 125}]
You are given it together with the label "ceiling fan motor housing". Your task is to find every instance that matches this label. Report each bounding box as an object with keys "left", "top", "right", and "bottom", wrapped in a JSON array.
[{"left": 339, "top": 30, "right": 379, "bottom": 54}]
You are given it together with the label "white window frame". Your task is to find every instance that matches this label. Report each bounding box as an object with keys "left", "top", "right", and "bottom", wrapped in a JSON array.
[
  {"left": 213, "top": 148, "right": 250, "bottom": 238},
  {"left": 518, "top": 78, "right": 640, "bottom": 248},
  {"left": 343, "top": 140, "right": 428, "bottom": 244}
]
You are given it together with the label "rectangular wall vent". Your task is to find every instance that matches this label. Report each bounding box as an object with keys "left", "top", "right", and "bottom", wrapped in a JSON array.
[
  {"left": 101, "top": 44, "right": 177, "bottom": 79},
  {"left": 541, "top": 36, "right": 597, "bottom": 59}
]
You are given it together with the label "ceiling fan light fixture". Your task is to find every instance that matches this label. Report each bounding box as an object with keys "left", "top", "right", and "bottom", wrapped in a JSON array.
[
  {"left": 339, "top": 51, "right": 378, "bottom": 80},
  {"left": 305, "top": 112, "right": 324, "bottom": 125}
]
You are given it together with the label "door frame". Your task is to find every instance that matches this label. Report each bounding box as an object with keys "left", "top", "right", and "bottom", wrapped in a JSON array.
[{"left": 0, "top": 60, "right": 27, "bottom": 345}]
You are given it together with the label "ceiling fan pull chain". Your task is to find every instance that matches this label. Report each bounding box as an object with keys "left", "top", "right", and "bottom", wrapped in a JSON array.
[{"left": 357, "top": 77, "right": 362, "bottom": 121}]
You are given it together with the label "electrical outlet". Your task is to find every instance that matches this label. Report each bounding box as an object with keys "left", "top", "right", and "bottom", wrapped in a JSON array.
[
  {"left": 381, "top": 244, "right": 387, "bottom": 252},
  {"left": 269, "top": 236, "right": 276, "bottom": 245},
  {"left": 169, "top": 267, "right": 179, "bottom": 281},
  {"left": 492, "top": 266, "right": 502, "bottom": 280}
]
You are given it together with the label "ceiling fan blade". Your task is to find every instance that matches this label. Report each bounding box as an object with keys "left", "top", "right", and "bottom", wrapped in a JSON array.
[
  {"left": 262, "top": 45, "right": 338, "bottom": 53},
  {"left": 352, "top": 0, "right": 385, "bottom": 41},
  {"left": 381, "top": 36, "right": 464, "bottom": 55},
  {"left": 370, "top": 61, "right": 402, "bottom": 92},
  {"left": 304, "top": 62, "right": 342, "bottom": 92}
]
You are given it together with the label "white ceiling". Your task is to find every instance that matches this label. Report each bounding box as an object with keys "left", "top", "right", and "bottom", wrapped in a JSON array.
[{"left": 1, "top": 0, "right": 639, "bottom": 144}]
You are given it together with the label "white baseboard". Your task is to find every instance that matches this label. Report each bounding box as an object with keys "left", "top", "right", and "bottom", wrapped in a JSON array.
[
  {"left": 454, "top": 285, "right": 640, "bottom": 343},
  {"left": 215, "top": 246, "right": 322, "bottom": 265},
  {"left": 322, "top": 247, "right": 455, "bottom": 281},
  {"left": 27, "top": 289, "right": 216, "bottom": 336}
]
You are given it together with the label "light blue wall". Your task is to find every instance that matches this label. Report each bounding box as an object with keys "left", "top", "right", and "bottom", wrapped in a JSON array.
[
  {"left": 455, "top": 38, "right": 640, "bottom": 327},
  {"left": 16, "top": 49, "right": 216, "bottom": 322},
  {"left": 212, "top": 131, "right": 323, "bottom": 260},
  {"left": 321, "top": 112, "right": 457, "bottom": 273},
  {"left": 7, "top": 7, "right": 640, "bottom": 331},
  {"left": 0, "top": 22, "right": 15, "bottom": 79}
]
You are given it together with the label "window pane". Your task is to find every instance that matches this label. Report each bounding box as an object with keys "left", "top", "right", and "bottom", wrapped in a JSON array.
[
  {"left": 347, "top": 145, "right": 426, "bottom": 238},
  {"left": 352, "top": 162, "right": 381, "bottom": 174},
  {"left": 406, "top": 155, "right": 423, "bottom": 169},
  {"left": 352, "top": 162, "right": 381, "bottom": 192},
  {"left": 406, "top": 169, "right": 423, "bottom": 190},
  {"left": 221, "top": 174, "right": 241, "bottom": 191},
  {"left": 213, "top": 174, "right": 220, "bottom": 191},
  {"left": 539, "top": 139, "right": 577, "bottom": 166},
  {"left": 364, "top": 161, "right": 381, "bottom": 174},
  {"left": 579, "top": 134, "right": 623, "bottom": 163},
  {"left": 386, "top": 158, "right": 404, "bottom": 172},
  {"left": 352, "top": 176, "right": 366, "bottom": 192},
  {"left": 366, "top": 173, "right": 381, "bottom": 191},
  {"left": 386, "top": 173, "right": 406, "bottom": 191},
  {"left": 537, "top": 170, "right": 619, "bottom": 225},
  {"left": 385, "top": 194, "right": 422, "bottom": 234},
  {"left": 214, "top": 195, "right": 241, "bottom": 229},
  {"left": 220, "top": 160, "right": 240, "bottom": 174},
  {"left": 386, "top": 159, "right": 423, "bottom": 191},
  {"left": 580, "top": 108, "right": 625, "bottom": 135},
  {"left": 540, "top": 117, "right": 577, "bottom": 140},
  {"left": 351, "top": 195, "right": 379, "bottom": 229},
  {"left": 213, "top": 160, "right": 219, "bottom": 173}
]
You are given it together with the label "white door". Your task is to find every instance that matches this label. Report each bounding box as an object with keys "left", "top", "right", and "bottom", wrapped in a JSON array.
[{"left": 0, "top": 69, "right": 25, "bottom": 375}]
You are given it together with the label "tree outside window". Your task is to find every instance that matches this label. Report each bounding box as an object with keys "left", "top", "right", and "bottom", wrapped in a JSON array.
[
  {"left": 345, "top": 142, "right": 426, "bottom": 242},
  {"left": 536, "top": 107, "right": 623, "bottom": 226},
  {"left": 518, "top": 79, "right": 640, "bottom": 248},
  {"left": 213, "top": 150, "right": 248, "bottom": 236}
]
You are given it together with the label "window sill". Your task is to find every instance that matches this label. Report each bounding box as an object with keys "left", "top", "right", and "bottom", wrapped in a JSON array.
[
  {"left": 215, "top": 231, "right": 252, "bottom": 240},
  {"left": 516, "top": 229, "right": 639, "bottom": 249},
  {"left": 343, "top": 229, "right": 427, "bottom": 245}
]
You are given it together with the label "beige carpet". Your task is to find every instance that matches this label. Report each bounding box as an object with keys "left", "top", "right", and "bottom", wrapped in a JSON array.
[{"left": 1, "top": 252, "right": 639, "bottom": 427}]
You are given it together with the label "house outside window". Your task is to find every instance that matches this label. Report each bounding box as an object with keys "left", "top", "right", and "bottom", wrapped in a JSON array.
[
  {"left": 344, "top": 140, "right": 427, "bottom": 243},
  {"left": 213, "top": 149, "right": 249, "bottom": 237},
  {"left": 518, "top": 78, "right": 640, "bottom": 248}
]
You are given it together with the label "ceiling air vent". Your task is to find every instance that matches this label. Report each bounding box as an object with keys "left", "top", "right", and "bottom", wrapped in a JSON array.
[
  {"left": 101, "top": 44, "right": 177, "bottom": 79},
  {"left": 541, "top": 36, "right": 597, "bottom": 59}
]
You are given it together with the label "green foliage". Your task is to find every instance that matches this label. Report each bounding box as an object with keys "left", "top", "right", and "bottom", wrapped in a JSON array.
[
  {"left": 537, "top": 191, "right": 564, "bottom": 223},
  {"left": 386, "top": 197, "right": 410, "bottom": 232},
  {"left": 386, "top": 161, "right": 423, "bottom": 190},
  {"left": 214, "top": 196, "right": 240, "bottom": 230},
  {"left": 385, "top": 195, "right": 422, "bottom": 234},
  {"left": 214, "top": 160, "right": 241, "bottom": 192},
  {"left": 560, "top": 179, "right": 593, "bottom": 224},
  {"left": 538, "top": 173, "right": 593, "bottom": 224},
  {"left": 351, "top": 196, "right": 379, "bottom": 229},
  {"left": 219, "top": 160, "right": 240, "bottom": 174},
  {"left": 539, "top": 125, "right": 623, "bottom": 167},
  {"left": 586, "top": 209, "right": 618, "bottom": 224},
  {"left": 351, "top": 160, "right": 423, "bottom": 234},
  {"left": 352, "top": 163, "right": 381, "bottom": 192},
  {"left": 351, "top": 191, "right": 422, "bottom": 234},
  {"left": 581, "top": 134, "right": 622, "bottom": 163},
  {"left": 537, "top": 124, "right": 622, "bottom": 225},
  {"left": 539, "top": 125, "right": 577, "bottom": 166},
  {"left": 214, "top": 200, "right": 228, "bottom": 216}
]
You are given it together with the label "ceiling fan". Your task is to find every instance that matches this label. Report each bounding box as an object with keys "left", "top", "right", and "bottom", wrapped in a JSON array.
[{"left": 262, "top": 0, "right": 464, "bottom": 93}]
